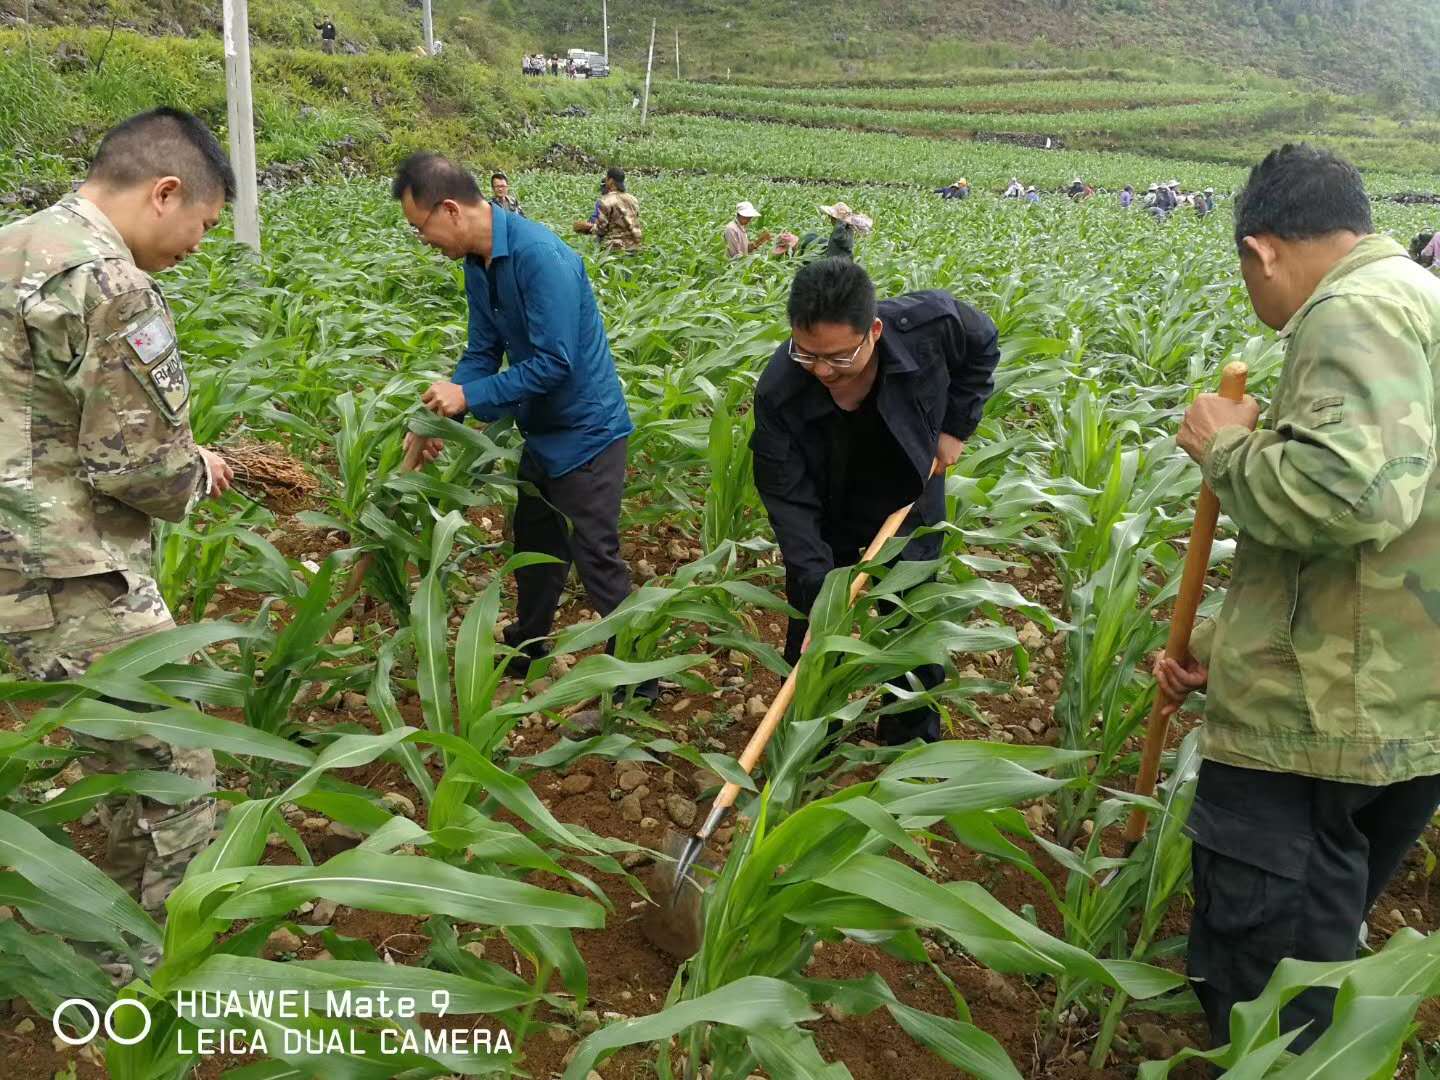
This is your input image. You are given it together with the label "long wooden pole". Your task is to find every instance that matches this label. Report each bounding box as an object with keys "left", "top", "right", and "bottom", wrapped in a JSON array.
[
  {"left": 422, "top": 0, "right": 434, "bottom": 54},
  {"left": 675, "top": 27, "right": 680, "bottom": 79},
  {"left": 640, "top": 20, "right": 656, "bottom": 126},
  {"left": 602, "top": 0, "right": 609, "bottom": 63},
  {"left": 1122, "top": 361, "right": 1248, "bottom": 847},
  {"left": 221, "top": 0, "right": 260, "bottom": 253}
]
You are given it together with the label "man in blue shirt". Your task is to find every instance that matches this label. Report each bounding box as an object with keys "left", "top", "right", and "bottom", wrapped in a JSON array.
[{"left": 392, "top": 152, "right": 644, "bottom": 695}]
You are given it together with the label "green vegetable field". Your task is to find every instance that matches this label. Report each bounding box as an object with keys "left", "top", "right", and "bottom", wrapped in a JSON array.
[{"left": 3, "top": 28, "right": 1440, "bottom": 1080}]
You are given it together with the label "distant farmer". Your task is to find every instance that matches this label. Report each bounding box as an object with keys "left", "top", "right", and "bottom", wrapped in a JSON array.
[
  {"left": 315, "top": 15, "right": 337, "bottom": 53},
  {"left": 752, "top": 259, "right": 1000, "bottom": 744},
  {"left": 934, "top": 178, "right": 970, "bottom": 200},
  {"left": 724, "top": 200, "right": 771, "bottom": 258},
  {"left": 1120, "top": 185, "right": 1134, "bottom": 209},
  {"left": 1004, "top": 177, "right": 1023, "bottom": 199},
  {"left": 393, "top": 153, "right": 653, "bottom": 719},
  {"left": 0, "top": 108, "right": 236, "bottom": 980},
  {"left": 574, "top": 166, "right": 642, "bottom": 251},
  {"left": 489, "top": 171, "right": 524, "bottom": 217},
  {"left": 1412, "top": 232, "right": 1440, "bottom": 268},
  {"left": 1159, "top": 144, "right": 1440, "bottom": 1053},
  {"left": 814, "top": 202, "right": 871, "bottom": 261},
  {"left": 1024, "top": 186, "right": 1039, "bottom": 203}
]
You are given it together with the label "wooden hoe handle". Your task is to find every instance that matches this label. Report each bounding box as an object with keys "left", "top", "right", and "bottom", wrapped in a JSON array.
[
  {"left": 715, "top": 458, "right": 944, "bottom": 815},
  {"left": 1123, "top": 362, "right": 1248, "bottom": 847}
]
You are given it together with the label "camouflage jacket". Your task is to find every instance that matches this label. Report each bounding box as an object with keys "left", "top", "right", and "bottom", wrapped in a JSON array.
[
  {"left": 595, "top": 191, "right": 642, "bottom": 250},
  {"left": 0, "top": 196, "right": 204, "bottom": 597},
  {"left": 1193, "top": 235, "right": 1440, "bottom": 783}
]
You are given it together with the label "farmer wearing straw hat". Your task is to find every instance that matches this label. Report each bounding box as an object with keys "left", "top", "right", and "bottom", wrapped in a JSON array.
[
  {"left": 934, "top": 178, "right": 970, "bottom": 200},
  {"left": 814, "top": 202, "right": 872, "bottom": 261},
  {"left": 723, "top": 200, "right": 772, "bottom": 259}
]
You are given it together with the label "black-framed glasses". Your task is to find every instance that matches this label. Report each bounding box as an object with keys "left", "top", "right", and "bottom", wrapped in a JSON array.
[
  {"left": 411, "top": 202, "right": 442, "bottom": 235},
  {"left": 788, "top": 332, "right": 869, "bottom": 370}
]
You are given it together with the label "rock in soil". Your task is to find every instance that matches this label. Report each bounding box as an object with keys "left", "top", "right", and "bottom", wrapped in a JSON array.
[
  {"left": 691, "top": 769, "right": 722, "bottom": 795},
  {"left": 327, "top": 821, "right": 364, "bottom": 841},
  {"left": 301, "top": 816, "right": 330, "bottom": 831},
  {"left": 746, "top": 694, "right": 767, "bottom": 718},
  {"left": 309, "top": 899, "right": 339, "bottom": 926},
  {"left": 560, "top": 773, "right": 595, "bottom": 795},
  {"left": 332, "top": 627, "right": 356, "bottom": 646},
  {"left": 1017, "top": 621, "right": 1045, "bottom": 649},
  {"left": 341, "top": 691, "right": 366, "bottom": 712},
  {"left": 0, "top": 906, "right": 13, "bottom": 922},
  {"left": 14, "top": 1017, "right": 34, "bottom": 1034},
  {"left": 617, "top": 769, "right": 647, "bottom": 791},
  {"left": 622, "top": 850, "right": 653, "bottom": 869},
  {"left": 666, "top": 794, "right": 698, "bottom": 828},
  {"left": 380, "top": 791, "right": 417, "bottom": 817},
  {"left": 619, "top": 793, "right": 644, "bottom": 823},
  {"left": 1136, "top": 1021, "right": 1175, "bottom": 1060},
  {"left": 267, "top": 928, "right": 302, "bottom": 954},
  {"left": 640, "top": 816, "right": 659, "bottom": 829}
]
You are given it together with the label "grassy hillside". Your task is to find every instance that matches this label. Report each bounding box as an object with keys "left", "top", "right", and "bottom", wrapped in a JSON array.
[
  {"left": 2, "top": 0, "right": 527, "bottom": 65},
  {"left": 0, "top": 28, "right": 633, "bottom": 200},
  {"left": 506, "top": 0, "right": 1440, "bottom": 106},
  {"left": 7, "top": 0, "right": 1437, "bottom": 108}
]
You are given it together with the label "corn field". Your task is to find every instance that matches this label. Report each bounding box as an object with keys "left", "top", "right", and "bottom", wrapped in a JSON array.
[{"left": 3, "top": 141, "right": 1440, "bottom": 1080}]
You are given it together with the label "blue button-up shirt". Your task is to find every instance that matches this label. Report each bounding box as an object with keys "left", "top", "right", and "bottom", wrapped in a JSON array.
[{"left": 454, "top": 207, "right": 633, "bottom": 478}]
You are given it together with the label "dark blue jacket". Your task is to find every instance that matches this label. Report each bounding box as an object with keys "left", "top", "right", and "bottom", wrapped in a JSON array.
[
  {"left": 751, "top": 290, "right": 1000, "bottom": 621},
  {"left": 453, "top": 207, "right": 633, "bottom": 477}
]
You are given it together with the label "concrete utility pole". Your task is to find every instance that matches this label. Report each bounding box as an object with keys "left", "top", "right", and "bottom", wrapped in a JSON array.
[
  {"left": 422, "top": 0, "right": 434, "bottom": 55},
  {"left": 675, "top": 28, "right": 680, "bottom": 79},
  {"left": 640, "top": 19, "right": 656, "bottom": 125},
  {"left": 602, "top": 0, "right": 609, "bottom": 61},
  {"left": 222, "top": 0, "right": 260, "bottom": 252}
]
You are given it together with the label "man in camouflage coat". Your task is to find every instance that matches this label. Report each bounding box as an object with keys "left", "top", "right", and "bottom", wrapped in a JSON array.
[
  {"left": 1159, "top": 144, "right": 1440, "bottom": 1049},
  {"left": 0, "top": 108, "right": 235, "bottom": 968},
  {"left": 573, "top": 166, "right": 642, "bottom": 252}
]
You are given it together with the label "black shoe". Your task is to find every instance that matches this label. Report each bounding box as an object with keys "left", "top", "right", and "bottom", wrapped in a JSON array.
[{"left": 609, "top": 678, "right": 660, "bottom": 708}]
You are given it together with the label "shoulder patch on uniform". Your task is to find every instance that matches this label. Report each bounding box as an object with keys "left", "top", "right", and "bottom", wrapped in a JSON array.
[
  {"left": 113, "top": 310, "right": 189, "bottom": 424},
  {"left": 122, "top": 311, "right": 175, "bottom": 365}
]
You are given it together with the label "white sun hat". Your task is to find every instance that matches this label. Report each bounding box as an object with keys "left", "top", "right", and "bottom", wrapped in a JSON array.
[{"left": 735, "top": 201, "right": 759, "bottom": 218}]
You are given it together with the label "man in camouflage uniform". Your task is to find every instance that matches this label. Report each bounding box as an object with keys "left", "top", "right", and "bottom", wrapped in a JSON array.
[
  {"left": 1160, "top": 144, "right": 1440, "bottom": 1049},
  {"left": 573, "top": 166, "right": 642, "bottom": 252},
  {"left": 0, "top": 108, "right": 235, "bottom": 967}
]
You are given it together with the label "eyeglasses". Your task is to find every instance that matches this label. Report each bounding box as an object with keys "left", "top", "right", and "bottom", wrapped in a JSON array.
[
  {"left": 789, "top": 332, "right": 870, "bottom": 370},
  {"left": 411, "top": 202, "right": 442, "bottom": 236}
]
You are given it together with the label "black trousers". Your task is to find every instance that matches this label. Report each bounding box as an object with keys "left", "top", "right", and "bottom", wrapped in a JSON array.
[
  {"left": 505, "top": 438, "right": 632, "bottom": 646},
  {"left": 1187, "top": 759, "right": 1440, "bottom": 1051},
  {"left": 783, "top": 491, "right": 946, "bottom": 746}
]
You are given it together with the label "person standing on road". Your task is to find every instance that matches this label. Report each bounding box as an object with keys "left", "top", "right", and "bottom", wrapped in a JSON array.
[
  {"left": 0, "top": 108, "right": 236, "bottom": 976},
  {"left": 392, "top": 153, "right": 653, "bottom": 711},
  {"left": 574, "top": 166, "right": 643, "bottom": 252},
  {"left": 314, "top": 15, "right": 337, "bottom": 53},
  {"left": 1158, "top": 143, "right": 1440, "bottom": 1053},
  {"left": 752, "top": 259, "right": 1000, "bottom": 744}
]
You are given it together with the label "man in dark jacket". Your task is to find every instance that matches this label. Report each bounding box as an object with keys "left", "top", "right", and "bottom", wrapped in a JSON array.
[
  {"left": 392, "top": 153, "right": 646, "bottom": 698},
  {"left": 752, "top": 259, "right": 1000, "bottom": 743},
  {"left": 315, "top": 16, "right": 337, "bottom": 53}
]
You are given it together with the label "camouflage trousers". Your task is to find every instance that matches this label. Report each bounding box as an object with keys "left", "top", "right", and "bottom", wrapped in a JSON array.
[{"left": 0, "top": 569, "right": 217, "bottom": 919}]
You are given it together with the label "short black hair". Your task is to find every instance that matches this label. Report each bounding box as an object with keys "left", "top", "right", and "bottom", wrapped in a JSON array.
[
  {"left": 1233, "top": 144, "right": 1372, "bottom": 255},
  {"left": 788, "top": 258, "right": 877, "bottom": 334},
  {"left": 88, "top": 108, "right": 235, "bottom": 203},
  {"left": 490, "top": 171, "right": 508, "bottom": 183},
  {"left": 605, "top": 165, "right": 626, "bottom": 191},
  {"left": 390, "top": 152, "right": 483, "bottom": 209}
]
